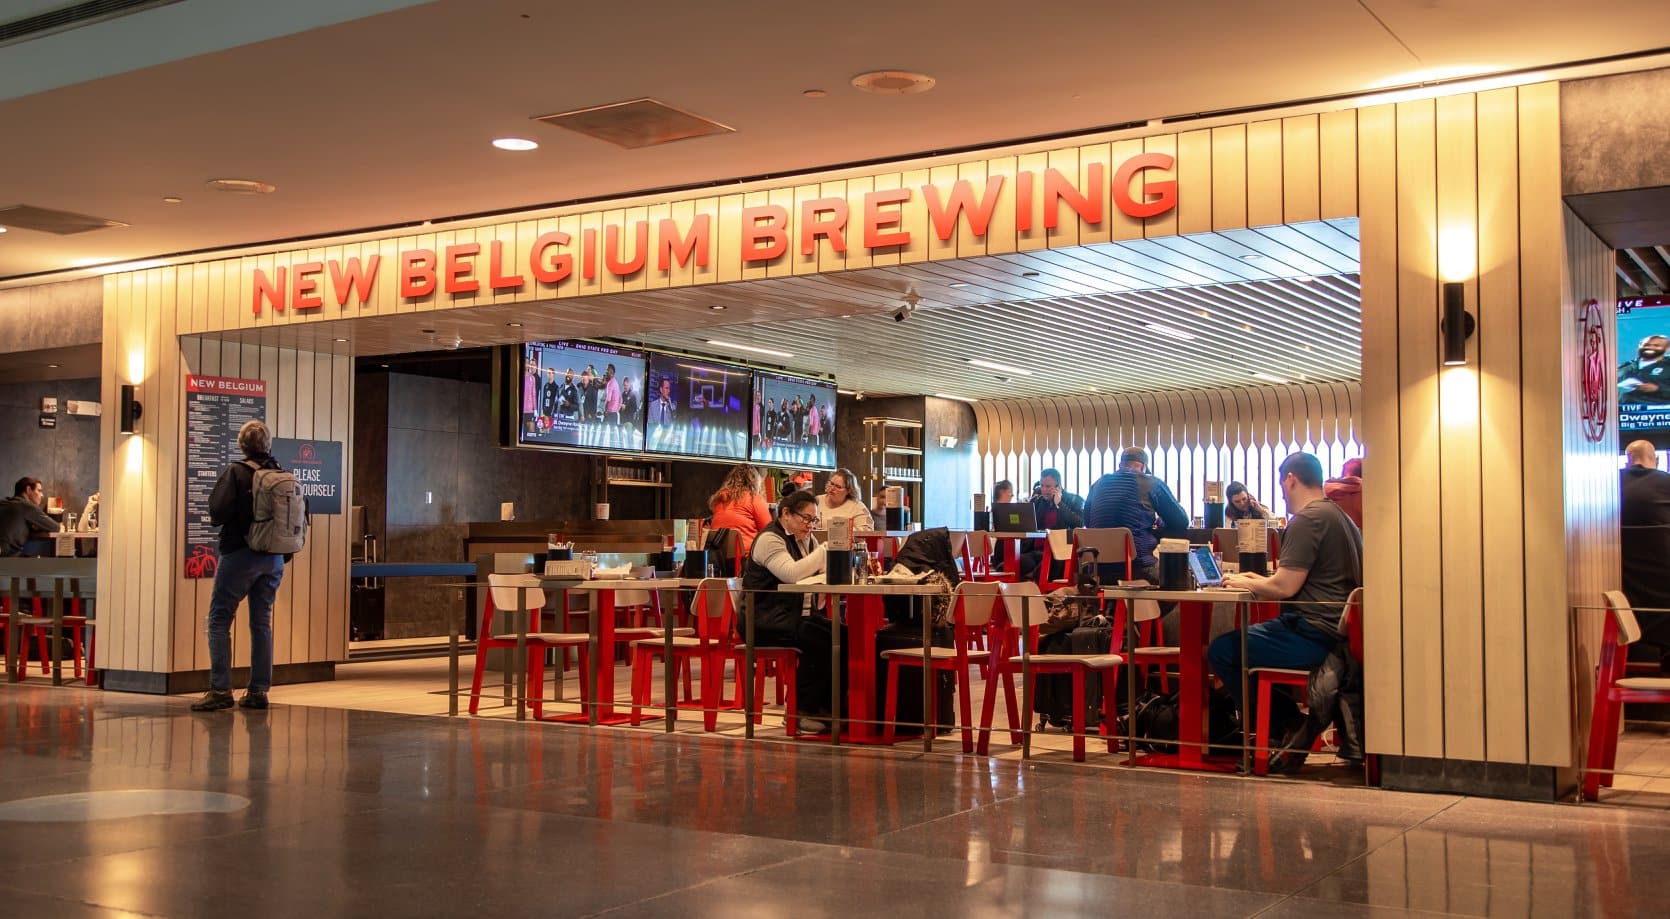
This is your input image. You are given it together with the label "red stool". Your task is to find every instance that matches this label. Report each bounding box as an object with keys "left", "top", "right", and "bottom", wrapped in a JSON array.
[
  {"left": 1248, "top": 587, "right": 1364, "bottom": 775},
  {"left": 881, "top": 581, "right": 1001, "bottom": 752},
  {"left": 1584, "top": 590, "right": 1670, "bottom": 800},
  {"left": 467, "top": 574, "right": 590, "bottom": 720}
]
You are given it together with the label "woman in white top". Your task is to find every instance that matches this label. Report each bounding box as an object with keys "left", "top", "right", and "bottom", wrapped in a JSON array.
[{"left": 816, "top": 467, "right": 875, "bottom": 531}]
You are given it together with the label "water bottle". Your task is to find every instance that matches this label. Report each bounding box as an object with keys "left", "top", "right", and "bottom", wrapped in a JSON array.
[{"left": 853, "top": 548, "right": 871, "bottom": 584}]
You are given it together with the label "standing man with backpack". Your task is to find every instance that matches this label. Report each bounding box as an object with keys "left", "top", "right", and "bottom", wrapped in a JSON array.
[{"left": 192, "top": 419, "right": 306, "bottom": 712}]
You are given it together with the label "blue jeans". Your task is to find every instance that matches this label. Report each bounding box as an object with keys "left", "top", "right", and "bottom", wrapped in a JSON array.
[
  {"left": 207, "top": 548, "right": 285, "bottom": 693},
  {"left": 1208, "top": 615, "right": 1336, "bottom": 730}
]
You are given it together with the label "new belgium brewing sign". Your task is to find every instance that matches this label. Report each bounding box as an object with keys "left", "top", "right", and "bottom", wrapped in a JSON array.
[{"left": 249, "top": 154, "right": 1179, "bottom": 315}]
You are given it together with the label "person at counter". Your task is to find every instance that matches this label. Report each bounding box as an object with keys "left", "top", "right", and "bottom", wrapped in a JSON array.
[
  {"left": 1084, "top": 447, "right": 1189, "bottom": 581},
  {"left": 1210, "top": 452, "right": 1362, "bottom": 770},
  {"left": 1017, "top": 468, "right": 1084, "bottom": 582},
  {"left": 818, "top": 468, "right": 874, "bottom": 531},
  {"left": 709, "top": 464, "right": 771, "bottom": 557},
  {"left": 1224, "top": 481, "right": 1272, "bottom": 522},
  {"left": 741, "top": 489, "right": 838, "bottom": 734},
  {"left": 1622, "top": 440, "right": 1670, "bottom": 671},
  {"left": 193, "top": 420, "right": 290, "bottom": 713},
  {"left": 0, "top": 477, "right": 58, "bottom": 557}
]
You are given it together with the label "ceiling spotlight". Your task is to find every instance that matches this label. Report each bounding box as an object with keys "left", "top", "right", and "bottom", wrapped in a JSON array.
[
  {"left": 1145, "top": 323, "right": 1197, "bottom": 342},
  {"left": 709, "top": 304, "right": 727, "bottom": 311},
  {"left": 506, "top": 322, "right": 523, "bottom": 328},
  {"left": 492, "top": 137, "right": 539, "bottom": 151},
  {"left": 1240, "top": 254, "right": 1263, "bottom": 262},
  {"left": 967, "top": 358, "right": 1033, "bottom": 376},
  {"left": 334, "top": 338, "right": 349, "bottom": 343},
  {"left": 0, "top": 227, "right": 7, "bottom": 234},
  {"left": 706, "top": 338, "right": 793, "bottom": 359},
  {"left": 851, "top": 70, "right": 936, "bottom": 95},
  {"left": 421, "top": 328, "right": 436, "bottom": 334},
  {"left": 162, "top": 196, "right": 182, "bottom": 205},
  {"left": 1296, "top": 275, "right": 1318, "bottom": 283},
  {"left": 949, "top": 282, "right": 969, "bottom": 288},
  {"left": 47, "top": 363, "right": 59, "bottom": 369}
]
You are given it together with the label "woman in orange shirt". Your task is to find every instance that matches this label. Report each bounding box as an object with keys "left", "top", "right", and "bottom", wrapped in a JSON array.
[{"left": 708, "top": 464, "right": 771, "bottom": 557}]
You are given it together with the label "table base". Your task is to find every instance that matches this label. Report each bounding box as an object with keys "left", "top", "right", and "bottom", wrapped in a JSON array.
[
  {"left": 795, "top": 731, "right": 923, "bottom": 746},
  {"left": 542, "top": 712, "right": 645, "bottom": 726},
  {"left": 1130, "top": 752, "right": 1240, "bottom": 773}
]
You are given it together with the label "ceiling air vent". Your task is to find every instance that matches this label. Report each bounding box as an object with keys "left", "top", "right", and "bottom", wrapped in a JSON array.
[
  {"left": 0, "top": 204, "right": 128, "bottom": 235},
  {"left": 0, "top": 0, "right": 181, "bottom": 49},
  {"left": 534, "top": 98, "right": 734, "bottom": 149}
]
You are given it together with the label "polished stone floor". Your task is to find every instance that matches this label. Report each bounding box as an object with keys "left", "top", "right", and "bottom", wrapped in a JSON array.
[{"left": 2, "top": 683, "right": 1668, "bottom": 918}]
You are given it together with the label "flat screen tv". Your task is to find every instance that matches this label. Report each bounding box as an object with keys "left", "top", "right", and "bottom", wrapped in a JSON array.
[
  {"left": 751, "top": 370, "right": 837, "bottom": 468},
  {"left": 1618, "top": 297, "right": 1670, "bottom": 450},
  {"left": 516, "top": 340, "right": 647, "bottom": 452},
  {"left": 644, "top": 352, "right": 751, "bottom": 460}
]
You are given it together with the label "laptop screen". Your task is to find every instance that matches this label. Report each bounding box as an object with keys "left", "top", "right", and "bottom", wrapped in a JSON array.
[
  {"left": 991, "top": 502, "right": 1037, "bottom": 532},
  {"left": 1188, "top": 545, "right": 1224, "bottom": 587}
]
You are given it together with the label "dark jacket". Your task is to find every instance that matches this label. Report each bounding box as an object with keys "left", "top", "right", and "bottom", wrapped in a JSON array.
[
  {"left": 0, "top": 494, "right": 58, "bottom": 557},
  {"left": 742, "top": 520, "right": 811, "bottom": 636},
  {"left": 210, "top": 453, "right": 280, "bottom": 554},
  {"left": 1084, "top": 470, "right": 1190, "bottom": 569},
  {"left": 1622, "top": 465, "right": 1670, "bottom": 616}
]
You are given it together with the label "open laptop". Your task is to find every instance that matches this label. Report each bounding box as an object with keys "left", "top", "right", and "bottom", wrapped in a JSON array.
[
  {"left": 1188, "top": 544, "right": 1226, "bottom": 588},
  {"left": 991, "top": 501, "right": 1038, "bottom": 532}
]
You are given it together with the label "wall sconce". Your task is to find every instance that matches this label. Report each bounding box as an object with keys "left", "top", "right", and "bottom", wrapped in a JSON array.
[
  {"left": 119, "top": 384, "right": 143, "bottom": 434},
  {"left": 1441, "top": 281, "right": 1475, "bottom": 366}
]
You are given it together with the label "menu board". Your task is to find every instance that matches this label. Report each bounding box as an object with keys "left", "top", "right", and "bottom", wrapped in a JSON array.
[{"left": 184, "top": 375, "right": 267, "bottom": 579}]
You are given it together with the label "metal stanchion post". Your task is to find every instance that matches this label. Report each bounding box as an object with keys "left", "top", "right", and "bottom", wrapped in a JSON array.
[
  {"left": 51, "top": 577, "right": 64, "bottom": 686},
  {"left": 830, "top": 594, "right": 843, "bottom": 746},
  {"left": 5, "top": 578, "right": 18, "bottom": 682},
  {"left": 920, "top": 594, "right": 933, "bottom": 753},
  {"left": 1240, "top": 598, "right": 1252, "bottom": 775},
  {"left": 1124, "top": 600, "right": 1139, "bottom": 766},
  {"left": 663, "top": 585, "right": 676, "bottom": 735},
  {"left": 1020, "top": 593, "right": 1032, "bottom": 760},
  {"left": 744, "top": 589, "right": 757, "bottom": 740},
  {"left": 448, "top": 596, "right": 460, "bottom": 717},
  {"left": 513, "top": 586, "right": 529, "bottom": 722}
]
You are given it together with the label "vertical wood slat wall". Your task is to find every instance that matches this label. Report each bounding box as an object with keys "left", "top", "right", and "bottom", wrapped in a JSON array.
[
  {"left": 100, "top": 266, "right": 350, "bottom": 678},
  {"left": 94, "top": 85, "right": 1612, "bottom": 768}
]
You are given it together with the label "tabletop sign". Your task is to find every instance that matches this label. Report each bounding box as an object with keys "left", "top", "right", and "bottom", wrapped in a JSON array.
[
  {"left": 271, "top": 438, "right": 344, "bottom": 515},
  {"left": 183, "top": 375, "right": 267, "bottom": 579}
]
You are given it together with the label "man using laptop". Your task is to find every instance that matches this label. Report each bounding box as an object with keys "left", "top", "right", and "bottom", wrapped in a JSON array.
[
  {"left": 1016, "top": 467, "right": 1084, "bottom": 582},
  {"left": 1208, "top": 451, "right": 1362, "bottom": 772},
  {"left": 1082, "top": 446, "right": 1189, "bottom": 583}
]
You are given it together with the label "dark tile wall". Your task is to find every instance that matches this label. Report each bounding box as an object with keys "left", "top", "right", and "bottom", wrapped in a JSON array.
[
  {"left": 0, "top": 378, "right": 101, "bottom": 508},
  {"left": 923, "top": 397, "right": 978, "bottom": 530}
]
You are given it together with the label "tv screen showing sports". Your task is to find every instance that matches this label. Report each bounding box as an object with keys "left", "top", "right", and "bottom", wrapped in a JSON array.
[
  {"left": 751, "top": 370, "right": 836, "bottom": 468},
  {"left": 1618, "top": 297, "right": 1670, "bottom": 450},
  {"left": 644, "top": 352, "right": 751, "bottom": 460},
  {"left": 517, "top": 340, "right": 646, "bottom": 452}
]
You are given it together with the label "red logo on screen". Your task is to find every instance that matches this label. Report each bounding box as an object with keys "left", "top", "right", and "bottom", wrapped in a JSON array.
[
  {"left": 299, "top": 443, "right": 317, "bottom": 463},
  {"left": 1580, "top": 299, "right": 1608, "bottom": 443}
]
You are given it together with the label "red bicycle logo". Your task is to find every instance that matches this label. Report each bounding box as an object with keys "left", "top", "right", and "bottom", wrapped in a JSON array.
[
  {"left": 185, "top": 545, "right": 219, "bottom": 579},
  {"left": 1579, "top": 298, "right": 1608, "bottom": 444},
  {"left": 299, "top": 443, "right": 317, "bottom": 462}
]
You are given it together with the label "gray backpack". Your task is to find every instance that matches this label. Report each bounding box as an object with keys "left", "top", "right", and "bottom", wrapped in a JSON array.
[{"left": 244, "top": 460, "right": 307, "bottom": 554}]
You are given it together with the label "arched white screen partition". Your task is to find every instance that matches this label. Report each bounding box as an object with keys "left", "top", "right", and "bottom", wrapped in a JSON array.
[{"left": 972, "top": 382, "right": 1363, "bottom": 520}]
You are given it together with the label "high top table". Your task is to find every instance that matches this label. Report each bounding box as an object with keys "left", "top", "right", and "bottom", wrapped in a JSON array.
[
  {"left": 1, "top": 558, "right": 97, "bottom": 685},
  {"left": 544, "top": 577, "right": 714, "bottom": 726},
  {"left": 982, "top": 531, "right": 1046, "bottom": 579},
  {"left": 772, "top": 581, "right": 943, "bottom": 749},
  {"left": 1099, "top": 585, "right": 1252, "bottom": 772}
]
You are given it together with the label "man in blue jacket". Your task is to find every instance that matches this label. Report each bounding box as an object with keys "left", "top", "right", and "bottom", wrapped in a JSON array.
[{"left": 1083, "top": 446, "right": 1190, "bottom": 582}]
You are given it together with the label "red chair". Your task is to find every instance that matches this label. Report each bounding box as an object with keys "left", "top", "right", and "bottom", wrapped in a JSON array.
[
  {"left": 1248, "top": 586, "right": 1364, "bottom": 775},
  {"left": 880, "top": 581, "right": 1001, "bottom": 752},
  {"left": 963, "top": 531, "right": 1018, "bottom": 584},
  {"left": 467, "top": 574, "right": 591, "bottom": 721},
  {"left": 1584, "top": 590, "right": 1670, "bottom": 800},
  {"left": 1033, "top": 529, "right": 1076, "bottom": 592},
  {"left": 629, "top": 578, "right": 798, "bottom": 734}
]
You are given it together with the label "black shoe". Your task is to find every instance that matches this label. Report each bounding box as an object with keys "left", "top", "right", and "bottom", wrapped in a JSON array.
[
  {"left": 239, "top": 691, "right": 269, "bottom": 710},
  {"left": 1267, "top": 722, "right": 1314, "bottom": 774},
  {"left": 191, "top": 690, "right": 235, "bottom": 712}
]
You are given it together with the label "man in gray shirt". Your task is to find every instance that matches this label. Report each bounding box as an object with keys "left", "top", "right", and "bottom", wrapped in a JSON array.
[{"left": 1208, "top": 452, "right": 1363, "bottom": 766}]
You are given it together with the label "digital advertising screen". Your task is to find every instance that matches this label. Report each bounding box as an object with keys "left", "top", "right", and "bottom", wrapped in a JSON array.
[
  {"left": 644, "top": 352, "right": 751, "bottom": 460},
  {"left": 517, "top": 340, "right": 646, "bottom": 452},
  {"left": 1618, "top": 297, "right": 1670, "bottom": 450},
  {"left": 751, "top": 370, "right": 837, "bottom": 468}
]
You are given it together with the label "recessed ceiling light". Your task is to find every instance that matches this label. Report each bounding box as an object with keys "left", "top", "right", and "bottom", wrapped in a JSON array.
[
  {"left": 506, "top": 322, "right": 523, "bottom": 328},
  {"left": 1240, "top": 254, "right": 1263, "bottom": 262},
  {"left": 46, "top": 363, "right": 59, "bottom": 369},
  {"left": 1196, "top": 309, "right": 1211, "bottom": 317},
  {"left": 1253, "top": 372, "right": 1289, "bottom": 384},
  {"left": 949, "top": 282, "right": 969, "bottom": 288},
  {"left": 334, "top": 338, "right": 349, "bottom": 343},
  {"left": 967, "top": 358, "right": 1033, "bottom": 376},
  {"left": 492, "top": 137, "right": 539, "bottom": 151},
  {"left": 162, "top": 196, "right": 182, "bottom": 205},
  {"left": 421, "top": 328, "right": 436, "bottom": 334},
  {"left": 709, "top": 304, "right": 727, "bottom": 311},
  {"left": 380, "top": 363, "right": 391, "bottom": 369},
  {"left": 1145, "top": 323, "right": 1197, "bottom": 341},
  {"left": 1296, "top": 275, "right": 1317, "bottom": 283},
  {"left": 706, "top": 338, "right": 793, "bottom": 359},
  {"left": 851, "top": 70, "right": 936, "bottom": 95},
  {"left": 802, "top": 89, "right": 827, "bottom": 98},
  {"left": 205, "top": 178, "right": 276, "bottom": 194},
  {"left": 933, "top": 392, "right": 979, "bottom": 403},
  {"left": 1241, "top": 323, "right": 1254, "bottom": 332}
]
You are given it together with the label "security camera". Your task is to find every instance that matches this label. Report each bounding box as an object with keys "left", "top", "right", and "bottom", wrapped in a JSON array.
[
  {"left": 892, "top": 305, "right": 911, "bottom": 322},
  {"left": 854, "top": 391, "right": 867, "bottom": 401},
  {"left": 893, "top": 290, "right": 924, "bottom": 322}
]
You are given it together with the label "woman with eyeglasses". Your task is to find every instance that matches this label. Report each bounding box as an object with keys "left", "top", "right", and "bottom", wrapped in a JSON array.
[
  {"left": 817, "top": 467, "right": 874, "bottom": 532},
  {"left": 708, "top": 464, "right": 771, "bottom": 556},
  {"left": 741, "top": 489, "right": 839, "bottom": 733}
]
